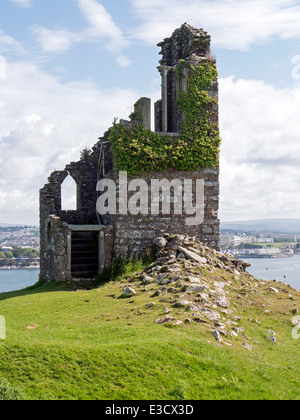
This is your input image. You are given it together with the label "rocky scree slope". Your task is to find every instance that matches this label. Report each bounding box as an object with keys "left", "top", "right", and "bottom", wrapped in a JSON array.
[{"left": 117, "top": 234, "right": 300, "bottom": 350}]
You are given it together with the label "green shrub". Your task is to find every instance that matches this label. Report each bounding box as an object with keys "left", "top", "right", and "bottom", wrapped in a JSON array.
[{"left": 94, "top": 249, "right": 155, "bottom": 286}]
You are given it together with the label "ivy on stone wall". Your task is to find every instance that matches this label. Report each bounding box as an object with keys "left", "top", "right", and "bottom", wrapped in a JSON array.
[
  {"left": 108, "top": 61, "right": 221, "bottom": 176},
  {"left": 107, "top": 124, "right": 171, "bottom": 175}
]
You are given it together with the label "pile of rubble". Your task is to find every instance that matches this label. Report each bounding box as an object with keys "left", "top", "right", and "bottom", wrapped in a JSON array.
[
  {"left": 114, "top": 233, "right": 300, "bottom": 351},
  {"left": 120, "top": 234, "right": 271, "bottom": 349}
]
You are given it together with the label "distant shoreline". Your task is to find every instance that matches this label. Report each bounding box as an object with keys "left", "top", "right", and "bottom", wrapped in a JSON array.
[{"left": 236, "top": 254, "right": 292, "bottom": 259}]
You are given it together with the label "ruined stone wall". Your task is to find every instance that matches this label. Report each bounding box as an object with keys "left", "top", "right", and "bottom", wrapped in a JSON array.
[
  {"left": 39, "top": 215, "right": 71, "bottom": 282},
  {"left": 101, "top": 24, "right": 220, "bottom": 259},
  {"left": 157, "top": 23, "right": 212, "bottom": 133},
  {"left": 39, "top": 23, "right": 221, "bottom": 284},
  {"left": 103, "top": 167, "right": 220, "bottom": 259},
  {"left": 39, "top": 217, "right": 115, "bottom": 283},
  {"left": 39, "top": 134, "right": 113, "bottom": 227},
  {"left": 101, "top": 226, "right": 115, "bottom": 269},
  {"left": 39, "top": 136, "right": 114, "bottom": 283}
]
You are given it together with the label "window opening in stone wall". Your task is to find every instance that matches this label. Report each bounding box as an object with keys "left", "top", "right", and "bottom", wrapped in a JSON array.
[
  {"left": 47, "top": 221, "right": 53, "bottom": 245},
  {"left": 61, "top": 174, "right": 77, "bottom": 211}
]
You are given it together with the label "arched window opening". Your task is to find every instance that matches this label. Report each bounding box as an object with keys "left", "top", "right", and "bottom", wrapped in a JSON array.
[{"left": 61, "top": 174, "right": 77, "bottom": 211}]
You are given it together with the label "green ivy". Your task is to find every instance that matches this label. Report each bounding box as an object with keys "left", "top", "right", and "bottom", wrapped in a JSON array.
[
  {"left": 108, "top": 61, "right": 221, "bottom": 176},
  {"left": 108, "top": 124, "right": 171, "bottom": 174},
  {"left": 129, "top": 102, "right": 143, "bottom": 122},
  {"left": 175, "top": 59, "right": 187, "bottom": 80}
]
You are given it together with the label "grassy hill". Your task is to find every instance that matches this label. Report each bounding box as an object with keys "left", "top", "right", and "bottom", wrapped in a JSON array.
[{"left": 0, "top": 235, "right": 299, "bottom": 400}]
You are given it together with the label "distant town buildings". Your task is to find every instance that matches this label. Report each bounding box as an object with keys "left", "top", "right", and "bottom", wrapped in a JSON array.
[
  {"left": 221, "top": 231, "right": 299, "bottom": 258},
  {"left": 0, "top": 226, "right": 40, "bottom": 268},
  {"left": 221, "top": 235, "right": 274, "bottom": 247},
  {"left": 0, "top": 225, "right": 299, "bottom": 268},
  {"left": 0, "top": 226, "right": 39, "bottom": 249}
]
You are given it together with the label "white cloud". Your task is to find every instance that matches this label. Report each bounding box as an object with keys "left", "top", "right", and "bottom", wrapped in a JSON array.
[
  {"left": 31, "top": 26, "right": 83, "bottom": 54},
  {"left": 32, "top": 0, "right": 131, "bottom": 67},
  {"left": 0, "top": 190, "right": 38, "bottom": 225},
  {"left": 0, "top": 59, "right": 141, "bottom": 224},
  {"left": 115, "top": 55, "right": 132, "bottom": 68},
  {"left": 219, "top": 76, "right": 300, "bottom": 221},
  {"left": 77, "top": 0, "right": 128, "bottom": 51},
  {"left": 130, "top": 0, "right": 300, "bottom": 50},
  {"left": 0, "top": 31, "right": 16, "bottom": 49},
  {"left": 0, "top": 30, "right": 25, "bottom": 55},
  {"left": 10, "top": 0, "right": 33, "bottom": 8},
  {"left": 0, "top": 56, "right": 6, "bottom": 80},
  {"left": 77, "top": 0, "right": 120, "bottom": 36}
]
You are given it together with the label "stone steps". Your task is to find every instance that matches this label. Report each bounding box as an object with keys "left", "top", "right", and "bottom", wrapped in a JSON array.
[{"left": 71, "top": 231, "right": 99, "bottom": 278}]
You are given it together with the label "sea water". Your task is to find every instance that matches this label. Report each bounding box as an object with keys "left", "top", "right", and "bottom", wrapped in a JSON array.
[
  {"left": 0, "top": 256, "right": 299, "bottom": 294},
  {"left": 0, "top": 269, "right": 39, "bottom": 293},
  {"left": 244, "top": 254, "right": 300, "bottom": 290}
]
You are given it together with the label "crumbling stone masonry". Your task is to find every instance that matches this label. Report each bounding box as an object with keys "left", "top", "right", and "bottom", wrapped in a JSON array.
[{"left": 39, "top": 23, "right": 221, "bottom": 284}]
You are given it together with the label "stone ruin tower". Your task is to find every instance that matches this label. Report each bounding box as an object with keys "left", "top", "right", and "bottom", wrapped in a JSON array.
[{"left": 39, "top": 24, "right": 220, "bottom": 285}]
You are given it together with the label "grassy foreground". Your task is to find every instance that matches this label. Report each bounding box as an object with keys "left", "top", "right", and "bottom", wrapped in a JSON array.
[{"left": 0, "top": 261, "right": 299, "bottom": 400}]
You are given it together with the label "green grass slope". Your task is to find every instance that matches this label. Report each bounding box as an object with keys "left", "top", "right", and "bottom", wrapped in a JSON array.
[{"left": 0, "top": 235, "right": 299, "bottom": 400}]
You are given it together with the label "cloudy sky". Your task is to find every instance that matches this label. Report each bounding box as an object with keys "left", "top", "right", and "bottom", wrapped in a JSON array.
[{"left": 1, "top": 0, "right": 300, "bottom": 225}]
